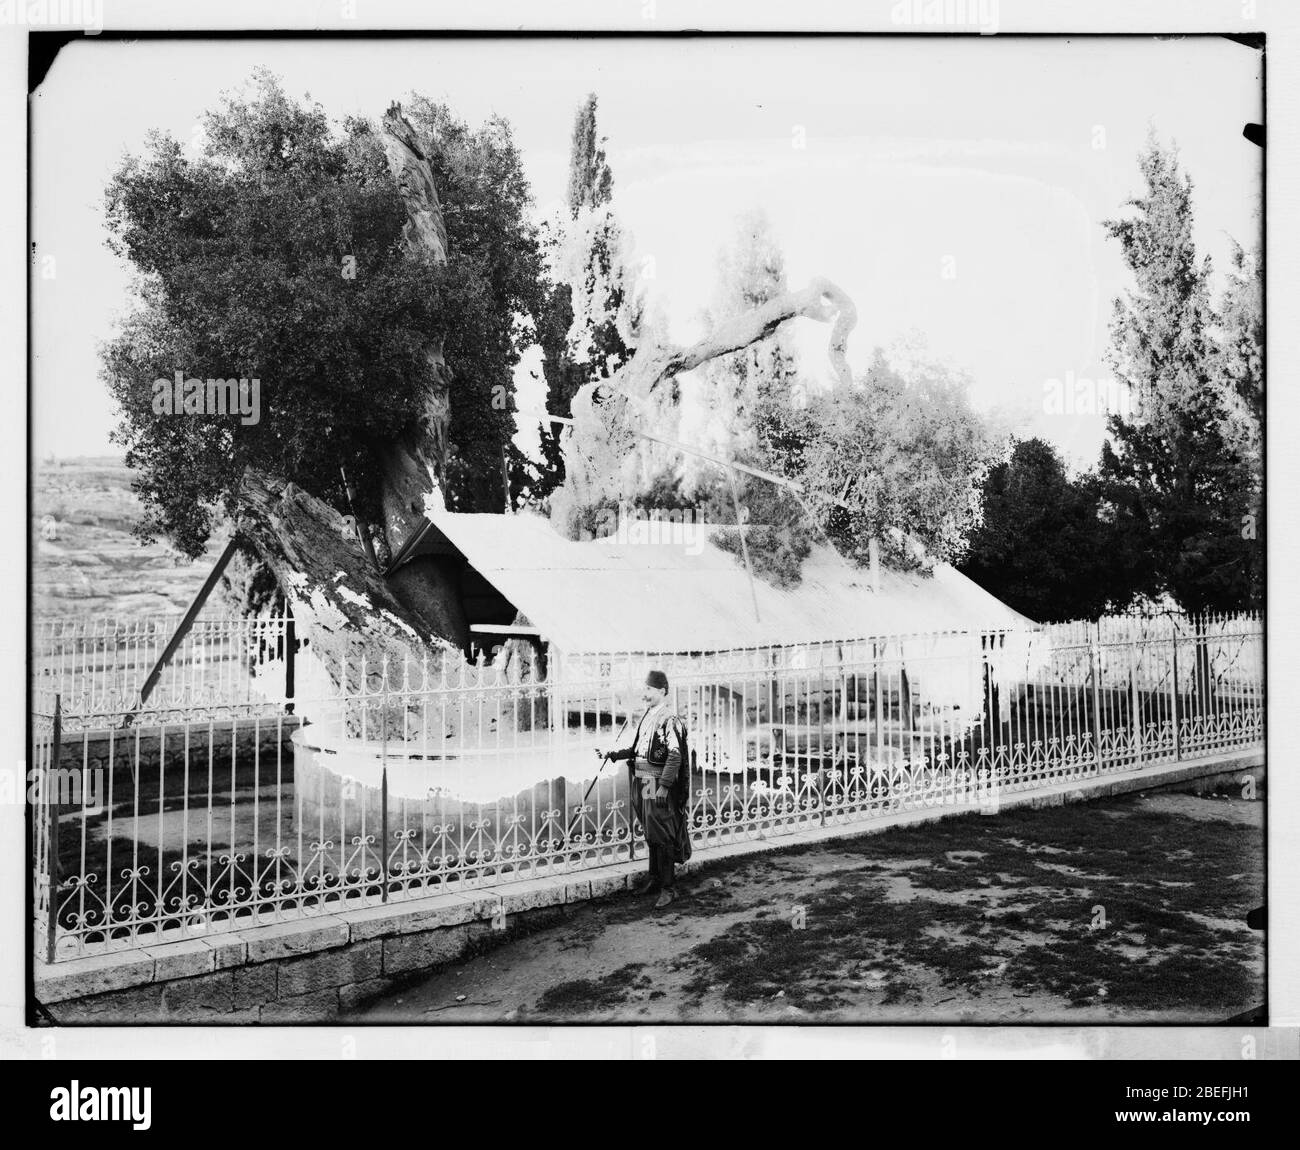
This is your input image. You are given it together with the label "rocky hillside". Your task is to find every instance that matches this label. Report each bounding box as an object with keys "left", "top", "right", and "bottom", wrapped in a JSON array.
[{"left": 33, "top": 457, "right": 230, "bottom": 619}]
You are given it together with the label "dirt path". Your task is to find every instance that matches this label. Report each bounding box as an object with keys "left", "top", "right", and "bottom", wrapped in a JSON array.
[{"left": 350, "top": 791, "right": 1264, "bottom": 1025}]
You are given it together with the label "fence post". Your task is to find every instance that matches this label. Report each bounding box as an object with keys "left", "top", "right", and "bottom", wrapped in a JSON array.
[
  {"left": 817, "top": 644, "right": 827, "bottom": 828},
  {"left": 900, "top": 664, "right": 914, "bottom": 735},
  {"left": 283, "top": 605, "right": 296, "bottom": 716},
  {"left": 980, "top": 635, "right": 994, "bottom": 782},
  {"left": 1171, "top": 638, "right": 1182, "bottom": 762},
  {"left": 380, "top": 671, "right": 389, "bottom": 904},
  {"left": 1089, "top": 641, "right": 1103, "bottom": 774},
  {"left": 380, "top": 764, "right": 389, "bottom": 904},
  {"left": 872, "top": 642, "right": 882, "bottom": 760},
  {"left": 45, "top": 695, "right": 63, "bottom": 964}
]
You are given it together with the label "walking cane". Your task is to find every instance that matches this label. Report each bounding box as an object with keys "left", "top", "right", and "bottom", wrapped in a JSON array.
[{"left": 566, "top": 712, "right": 634, "bottom": 844}]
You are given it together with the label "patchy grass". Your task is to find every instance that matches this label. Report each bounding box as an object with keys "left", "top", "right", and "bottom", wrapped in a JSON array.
[
  {"left": 535, "top": 963, "right": 648, "bottom": 1013},
  {"left": 617, "top": 796, "right": 1257, "bottom": 1016},
  {"left": 660, "top": 797, "right": 1262, "bottom": 1016},
  {"left": 1006, "top": 940, "right": 1257, "bottom": 1009}
]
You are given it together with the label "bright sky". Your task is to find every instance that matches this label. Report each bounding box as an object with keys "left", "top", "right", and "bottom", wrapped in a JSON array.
[{"left": 30, "top": 34, "right": 1261, "bottom": 471}]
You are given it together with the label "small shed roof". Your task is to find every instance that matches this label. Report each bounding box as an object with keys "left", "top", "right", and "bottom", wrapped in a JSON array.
[{"left": 426, "top": 511, "right": 1036, "bottom": 654}]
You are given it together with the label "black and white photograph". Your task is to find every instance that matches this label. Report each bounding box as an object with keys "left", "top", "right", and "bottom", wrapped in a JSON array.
[{"left": 6, "top": 0, "right": 1297, "bottom": 1083}]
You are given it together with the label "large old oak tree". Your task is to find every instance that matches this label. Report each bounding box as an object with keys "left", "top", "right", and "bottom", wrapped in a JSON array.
[{"left": 103, "top": 76, "right": 862, "bottom": 688}]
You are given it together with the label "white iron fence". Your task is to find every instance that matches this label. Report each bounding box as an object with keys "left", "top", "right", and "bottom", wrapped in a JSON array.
[
  {"left": 32, "top": 613, "right": 296, "bottom": 723},
  {"left": 31, "top": 612, "right": 1263, "bottom": 961}
]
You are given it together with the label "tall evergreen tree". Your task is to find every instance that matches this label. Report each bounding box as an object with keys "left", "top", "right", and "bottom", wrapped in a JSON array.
[
  {"left": 1217, "top": 240, "right": 1264, "bottom": 486},
  {"left": 1097, "top": 136, "right": 1261, "bottom": 613},
  {"left": 565, "top": 93, "right": 614, "bottom": 215},
  {"left": 535, "top": 94, "right": 641, "bottom": 497}
]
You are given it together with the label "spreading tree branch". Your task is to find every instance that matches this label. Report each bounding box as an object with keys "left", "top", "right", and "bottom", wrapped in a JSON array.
[
  {"left": 665, "top": 277, "right": 857, "bottom": 386},
  {"left": 554, "top": 276, "right": 859, "bottom": 529}
]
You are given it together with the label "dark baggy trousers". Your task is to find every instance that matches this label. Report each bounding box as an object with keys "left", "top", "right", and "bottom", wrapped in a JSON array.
[{"left": 629, "top": 771, "right": 679, "bottom": 888}]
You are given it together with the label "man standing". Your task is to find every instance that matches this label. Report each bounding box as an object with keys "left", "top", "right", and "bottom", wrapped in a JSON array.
[{"left": 598, "top": 670, "right": 692, "bottom": 908}]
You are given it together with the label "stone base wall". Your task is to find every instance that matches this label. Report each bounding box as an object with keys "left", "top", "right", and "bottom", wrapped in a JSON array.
[{"left": 35, "top": 868, "right": 638, "bottom": 1023}]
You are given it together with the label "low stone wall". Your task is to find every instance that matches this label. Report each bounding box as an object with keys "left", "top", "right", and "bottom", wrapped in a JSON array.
[
  {"left": 33, "top": 747, "right": 1263, "bottom": 1024},
  {"left": 35, "top": 867, "right": 640, "bottom": 1023},
  {"left": 57, "top": 716, "right": 300, "bottom": 785}
]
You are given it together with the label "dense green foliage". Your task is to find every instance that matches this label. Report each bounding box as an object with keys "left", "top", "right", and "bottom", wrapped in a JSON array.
[
  {"left": 961, "top": 139, "right": 1262, "bottom": 621},
  {"left": 750, "top": 351, "right": 992, "bottom": 574},
  {"left": 102, "top": 71, "right": 543, "bottom": 556},
  {"left": 958, "top": 438, "right": 1143, "bottom": 622}
]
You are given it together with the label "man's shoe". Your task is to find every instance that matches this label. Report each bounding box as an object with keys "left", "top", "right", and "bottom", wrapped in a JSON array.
[
  {"left": 653, "top": 888, "right": 676, "bottom": 910},
  {"left": 633, "top": 875, "right": 661, "bottom": 896}
]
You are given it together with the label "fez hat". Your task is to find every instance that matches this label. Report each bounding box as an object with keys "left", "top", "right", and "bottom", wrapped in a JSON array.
[{"left": 645, "top": 669, "right": 669, "bottom": 692}]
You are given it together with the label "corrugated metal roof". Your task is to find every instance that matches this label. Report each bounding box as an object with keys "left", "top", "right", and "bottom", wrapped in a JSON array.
[{"left": 429, "top": 510, "right": 1036, "bottom": 653}]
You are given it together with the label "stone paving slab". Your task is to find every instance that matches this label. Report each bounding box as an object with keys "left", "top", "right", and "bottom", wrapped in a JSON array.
[
  {"left": 236, "top": 917, "right": 351, "bottom": 963},
  {"left": 35, "top": 949, "right": 156, "bottom": 1004},
  {"left": 339, "top": 893, "right": 478, "bottom": 941},
  {"left": 143, "top": 938, "right": 216, "bottom": 982}
]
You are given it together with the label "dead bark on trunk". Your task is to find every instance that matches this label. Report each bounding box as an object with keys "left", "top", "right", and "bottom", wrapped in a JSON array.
[
  {"left": 372, "top": 104, "right": 475, "bottom": 651},
  {"left": 377, "top": 102, "right": 453, "bottom": 561},
  {"left": 233, "top": 472, "right": 456, "bottom": 687}
]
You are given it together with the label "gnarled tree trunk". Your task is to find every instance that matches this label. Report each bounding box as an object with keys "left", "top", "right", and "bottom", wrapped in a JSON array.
[
  {"left": 231, "top": 104, "right": 467, "bottom": 693},
  {"left": 375, "top": 104, "right": 469, "bottom": 650}
]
